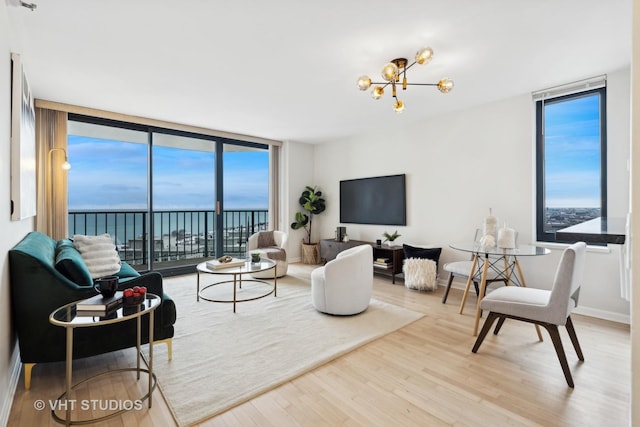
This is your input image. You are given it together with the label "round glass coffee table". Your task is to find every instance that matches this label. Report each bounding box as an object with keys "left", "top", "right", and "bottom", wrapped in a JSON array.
[
  {"left": 196, "top": 258, "right": 277, "bottom": 312},
  {"left": 49, "top": 294, "right": 160, "bottom": 425}
]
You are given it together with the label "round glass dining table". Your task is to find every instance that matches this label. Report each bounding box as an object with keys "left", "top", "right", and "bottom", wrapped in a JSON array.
[{"left": 449, "top": 242, "right": 550, "bottom": 336}]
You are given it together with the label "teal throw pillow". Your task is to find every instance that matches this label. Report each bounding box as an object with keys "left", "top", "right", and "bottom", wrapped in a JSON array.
[{"left": 55, "top": 240, "right": 93, "bottom": 286}]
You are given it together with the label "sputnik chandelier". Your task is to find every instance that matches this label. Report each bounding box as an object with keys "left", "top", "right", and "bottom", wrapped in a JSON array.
[{"left": 356, "top": 47, "right": 453, "bottom": 113}]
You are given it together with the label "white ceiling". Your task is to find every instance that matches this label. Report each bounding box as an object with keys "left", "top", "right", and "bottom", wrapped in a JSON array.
[{"left": 6, "top": 0, "right": 632, "bottom": 144}]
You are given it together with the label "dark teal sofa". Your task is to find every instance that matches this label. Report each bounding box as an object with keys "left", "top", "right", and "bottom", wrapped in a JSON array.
[{"left": 9, "top": 231, "right": 177, "bottom": 389}]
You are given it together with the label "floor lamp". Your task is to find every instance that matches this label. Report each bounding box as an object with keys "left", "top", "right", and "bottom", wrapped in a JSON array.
[{"left": 47, "top": 148, "right": 71, "bottom": 237}]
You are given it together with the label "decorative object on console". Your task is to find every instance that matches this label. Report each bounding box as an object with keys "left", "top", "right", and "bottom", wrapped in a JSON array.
[
  {"left": 94, "top": 275, "right": 118, "bottom": 298},
  {"left": 383, "top": 230, "right": 401, "bottom": 246},
  {"left": 335, "top": 226, "right": 347, "bottom": 242},
  {"left": 356, "top": 46, "right": 454, "bottom": 113},
  {"left": 497, "top": 223, "right": 517, "bottom": 248},
  {"left": 77, "top": 291, "right": 123, "bottom": 312},
  {"left": 482, "top": 209, "right": 498, "bottom": 239},
  {"left": 479, "top": 234, "right": 496, "bottom": 249},
  {"left": 123, "top": 286, "right": 147, "bottom": 306},
  {"left": 479, "top": 209, "right": 498, "bottom": 249},
  {"left": 291, "top": 185, "right": 326, "bottom": 264},
  {"left": 206, "top": 257, "right": 245, "bottom": 270}
]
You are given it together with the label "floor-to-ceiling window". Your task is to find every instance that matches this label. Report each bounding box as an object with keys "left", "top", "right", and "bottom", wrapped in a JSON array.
[
  {"left": 67, "top": 114, "right": 270, "bottom": 274},
  {"left": 535, "top": 78, "right": 607, "bottom": 243}
]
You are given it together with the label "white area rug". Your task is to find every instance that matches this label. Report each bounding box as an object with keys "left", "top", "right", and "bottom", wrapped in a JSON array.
[{"left": 151, "top": 266, "right": 424, "bottom": 426}]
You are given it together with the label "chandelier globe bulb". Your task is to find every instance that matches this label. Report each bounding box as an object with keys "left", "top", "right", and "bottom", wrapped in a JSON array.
[
  {"left": 393, "top": 99, "right": 405, "bottom": 113},
  {"left": 357, "top": 75, "right": 372, "bottom": 90},
  {"left": 381, "top": 62, "right": 399, "bottom": 81},
  {"left": 415, "top": 47, "right": 434, "bottom": 65},
  {"left": 437, "top": 78, "right": 454, "bottom": 93}
]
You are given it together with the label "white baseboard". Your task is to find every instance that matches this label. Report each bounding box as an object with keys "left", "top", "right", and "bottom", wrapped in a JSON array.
[
  {"left": 438, "top": 279, "right": 630, "bottom": 325},
  {"left": 572, "top": 306, "right": 630, "bottom": 325},
  {"left": 1, "top": 345, "right": 21, "bottom": 427}
]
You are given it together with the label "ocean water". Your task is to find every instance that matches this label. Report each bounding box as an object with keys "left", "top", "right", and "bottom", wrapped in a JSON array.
[{"left": 68, "top": 209, "right": 268, "bottom": 247}]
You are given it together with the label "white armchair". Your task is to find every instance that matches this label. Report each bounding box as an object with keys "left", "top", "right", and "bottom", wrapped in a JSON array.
[
  {"left": 247, "top": 230, "right": 288, "bottom": 278},
  {"left": 311, "top": 244, "right": 373, "bottom": 315}
]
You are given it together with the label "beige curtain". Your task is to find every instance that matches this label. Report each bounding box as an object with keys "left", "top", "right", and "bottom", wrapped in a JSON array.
[
  {"left": 269, "top": 144, "right": 280, "bottom": 230},
  {"left": 35, "top": 108, "right": 69, "bottom": 240}
]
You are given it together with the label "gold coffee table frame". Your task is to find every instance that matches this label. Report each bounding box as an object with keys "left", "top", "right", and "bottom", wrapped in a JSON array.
[
  {"left": 49, "top": 294, "right": 160, "bottom": 426},
  {"left": 196, "top": 258, "right": 277, "bottom": 312}
]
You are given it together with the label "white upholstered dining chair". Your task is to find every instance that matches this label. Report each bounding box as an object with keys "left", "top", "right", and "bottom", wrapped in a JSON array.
[
  {"left": 471, "top": 241, "right": 587, "bottom": 387},
  {"left": 442, "top": 229, "right": 509, "bottom": 304}
]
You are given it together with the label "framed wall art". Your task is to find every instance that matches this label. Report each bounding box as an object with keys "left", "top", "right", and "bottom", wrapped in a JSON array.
[{"left": 10, "top": 52, "right": 37, "bottom": 220}]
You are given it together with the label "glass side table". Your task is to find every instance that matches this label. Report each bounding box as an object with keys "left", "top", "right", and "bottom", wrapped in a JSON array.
[{"left": 49, "top": 293, "right": 160, "bottom": 426}]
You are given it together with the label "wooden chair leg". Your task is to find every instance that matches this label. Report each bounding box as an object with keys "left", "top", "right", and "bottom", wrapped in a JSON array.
[
  {"left": 543, "top": 323, "right": 575, "bottom": 388},
  {"left": 493, "top": 316, "right": 506, "bottom": 335},
  {"left": 442, "top": 273, "right": 455, "bottom": 303},
  {"left": 472, "top": 311, "right": 500, "bottom": 353},
  {"left": 565, "top": 316, "right": 584, "bottom": 361},
  {"left": 24, "top": 363, "right": 35, "bottom": 390}
]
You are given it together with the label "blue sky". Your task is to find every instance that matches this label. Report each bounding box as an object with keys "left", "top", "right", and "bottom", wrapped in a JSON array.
[
  {"left": 544, "top": 93, "right": 601, "bottom": 208},
  {"left": 67, "top": 136, "right": 269, "bottom": 210}
]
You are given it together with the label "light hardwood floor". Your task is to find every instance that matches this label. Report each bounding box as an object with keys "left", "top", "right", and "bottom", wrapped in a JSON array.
[{"left": 8, "top": 264, "right": 630, "bottom": 426}]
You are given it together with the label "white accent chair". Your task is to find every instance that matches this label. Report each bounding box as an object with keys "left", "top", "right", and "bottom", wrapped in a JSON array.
[
  {"left": 472, "top": 241, "right": 587, "bottom": 387},
  {"left": 246, "top": 230, "right": 288, "bottom": 278},
  {"left": 311, "top": 244, "right": 373, "bottom": 315}
]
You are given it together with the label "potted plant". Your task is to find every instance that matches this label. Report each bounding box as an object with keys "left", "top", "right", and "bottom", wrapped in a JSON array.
[
  {"left": 383, "top": 230, "right": 401, "bottom": 246},
  {"left": 291, "top": 185, "right": 326, "bottom": 264}
]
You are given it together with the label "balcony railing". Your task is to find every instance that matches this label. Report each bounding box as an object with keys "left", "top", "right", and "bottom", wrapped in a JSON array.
[{"left": 68, "top": 209, "right": 269, "bottom": 269}]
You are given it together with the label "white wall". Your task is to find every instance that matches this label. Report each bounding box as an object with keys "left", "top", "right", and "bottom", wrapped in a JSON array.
[
  {"left": 629, "top": 1, "right": 639, "bottom": 423},
  {"left": 311, "top": 67, "right": 631, "bottom": 322},
  {"left": 0, "top": 2, "right": 36, "bottom": 425},
  {"left": 281, "top": 141, "right": 315, "bottom": 261}
]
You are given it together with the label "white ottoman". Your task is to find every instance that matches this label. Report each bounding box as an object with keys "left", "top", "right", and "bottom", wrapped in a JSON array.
[{"left": 403, "top": 258, "right": 437, "bottom": 291}]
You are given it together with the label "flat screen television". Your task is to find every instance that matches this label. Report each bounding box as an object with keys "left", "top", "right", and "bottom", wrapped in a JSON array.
[{"left": 340, "top": 174, "right": 406, "bottom": 226}]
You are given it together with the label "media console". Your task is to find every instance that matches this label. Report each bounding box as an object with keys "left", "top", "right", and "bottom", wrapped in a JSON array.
[{"left": 319, "top": 239, "right": 404, "bottom": 284}]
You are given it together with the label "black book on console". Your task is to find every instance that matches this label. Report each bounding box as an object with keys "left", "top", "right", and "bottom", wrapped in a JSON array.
[{"left": 77, "top": 292, "right": 123, "bottom": 311}]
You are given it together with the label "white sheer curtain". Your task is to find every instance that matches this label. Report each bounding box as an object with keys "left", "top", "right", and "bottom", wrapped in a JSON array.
[{"left": 35, "top": 107, "right": 69, "bottom": 240}]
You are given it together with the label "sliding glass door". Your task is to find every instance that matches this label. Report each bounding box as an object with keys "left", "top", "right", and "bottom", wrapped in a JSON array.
[
  {"left": 67, "top": 114, "right": 270, "bottom": 275},
  {"left": 67, "top": 119, "right": 150, "bottom": 268}
]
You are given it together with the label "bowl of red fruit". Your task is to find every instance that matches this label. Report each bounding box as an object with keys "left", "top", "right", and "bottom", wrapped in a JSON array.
[{"left": 123, "top": 286, "right": 147, "bottom": 306}]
